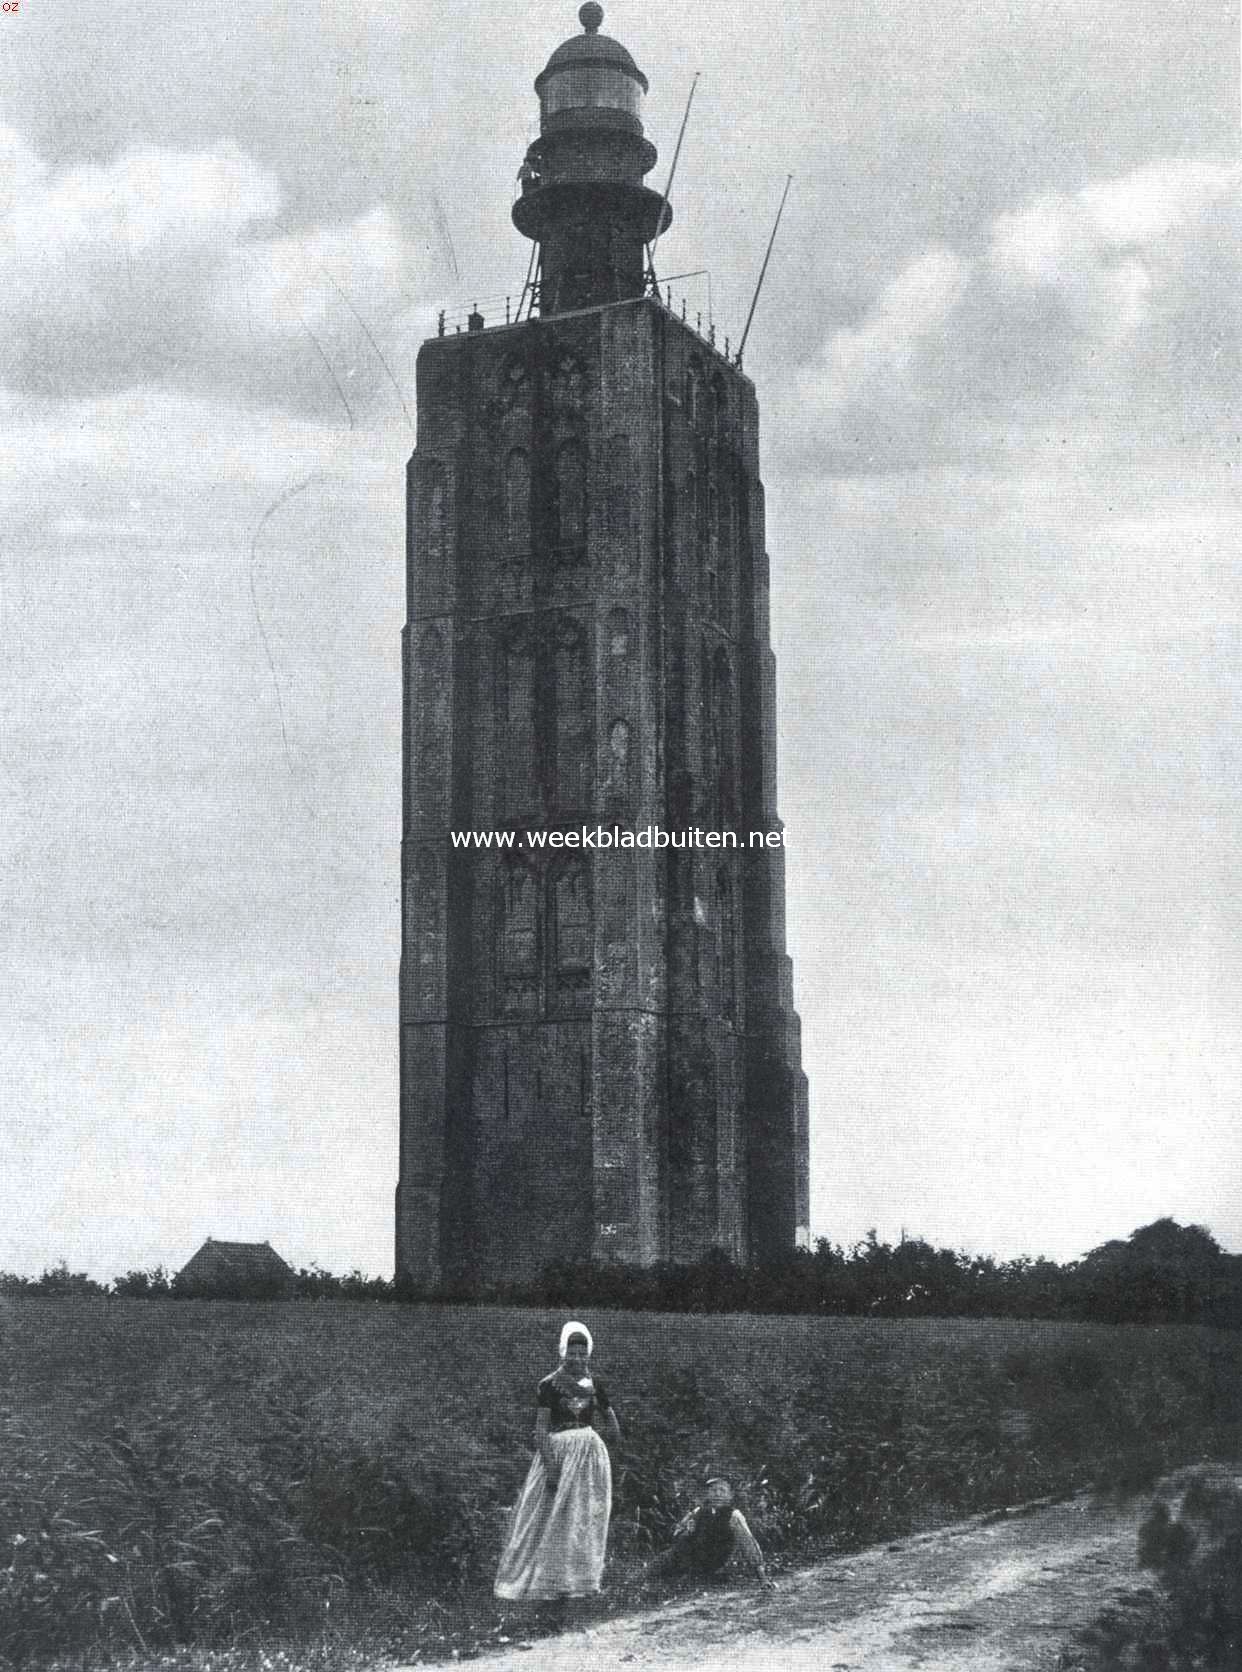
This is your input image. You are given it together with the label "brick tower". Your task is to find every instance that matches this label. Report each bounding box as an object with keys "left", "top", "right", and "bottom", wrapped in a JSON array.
[{"left": 396, "top": 3, "right": 809, "bottom": 1287}]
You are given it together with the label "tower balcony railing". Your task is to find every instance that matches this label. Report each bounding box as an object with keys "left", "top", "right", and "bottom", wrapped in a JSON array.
[
  {"left": 433, "top": 270, "right": 746, "bottom": 368},
  {"left": 435, "top": 291, "right": 530, "bottom": 334},
  {"left": 647, "top": 273, "right": 743, "bottom": 366}
]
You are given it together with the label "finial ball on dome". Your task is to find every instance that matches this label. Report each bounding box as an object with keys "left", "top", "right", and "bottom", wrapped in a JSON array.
[{"left": 579, "top": 2, "right": 604, "bottom": 32}]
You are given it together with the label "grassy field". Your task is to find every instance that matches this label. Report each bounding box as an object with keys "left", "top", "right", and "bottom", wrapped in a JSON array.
[{"left": 1, "top": 1299, "right": 1239, "bottom": 1669}]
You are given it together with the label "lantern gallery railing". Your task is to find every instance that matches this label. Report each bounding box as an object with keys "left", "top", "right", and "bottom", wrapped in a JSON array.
[{"left": 435, "top": 270, "right": 742, "bottom": 365}]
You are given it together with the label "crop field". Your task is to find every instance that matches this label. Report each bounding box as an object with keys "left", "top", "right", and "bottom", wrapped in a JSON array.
[{"left": 1, "top": 1299, "right": 1239, "bottom": 1669}]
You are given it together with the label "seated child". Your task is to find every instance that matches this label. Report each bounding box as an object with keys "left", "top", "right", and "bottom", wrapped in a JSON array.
[{"left": 643, "top": 1477, "right": 775, "bottom": 1589}]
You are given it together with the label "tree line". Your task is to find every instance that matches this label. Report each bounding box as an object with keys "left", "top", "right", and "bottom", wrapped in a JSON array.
[{"left": 3, "top": 1218, "right": 1239, "bottom": 1327}]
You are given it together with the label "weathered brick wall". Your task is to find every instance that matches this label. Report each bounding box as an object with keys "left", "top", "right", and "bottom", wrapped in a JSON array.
[{"left": 397, "top": 297, "right": 808, "bottom": 1286}]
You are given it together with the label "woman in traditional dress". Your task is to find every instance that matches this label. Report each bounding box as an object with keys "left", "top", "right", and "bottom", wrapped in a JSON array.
[{"left": 494, "top": 1321, "right": 620, "bottom": 1604}]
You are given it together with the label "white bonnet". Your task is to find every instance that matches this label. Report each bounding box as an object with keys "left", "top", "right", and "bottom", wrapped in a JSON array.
[{"left": 558, "top": 1319, "right": 594, "bottom": 1358}]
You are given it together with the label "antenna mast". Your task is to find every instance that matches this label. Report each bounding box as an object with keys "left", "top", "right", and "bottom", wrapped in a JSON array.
[
  {"left": 736, "top": 173, "right": 792, "bottom": 363},
  {"left": 647, "top": 71, "right": 700, "bottom": 287},
  {"left": 516, "top": 236, "right": 540, "bottom": 322}
]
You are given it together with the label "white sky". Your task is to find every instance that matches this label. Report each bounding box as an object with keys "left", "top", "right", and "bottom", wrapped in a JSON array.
[{"left": 1, "top": 0, "right": 1239, "bottom": 1279}]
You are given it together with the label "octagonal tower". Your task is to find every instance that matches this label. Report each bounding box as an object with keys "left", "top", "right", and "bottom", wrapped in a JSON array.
[{"left": 397, "top": 6, "right": 810, "bottom": 1288}]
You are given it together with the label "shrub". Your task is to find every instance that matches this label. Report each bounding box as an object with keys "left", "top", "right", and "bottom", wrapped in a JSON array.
[
  {"left": 1138, "top": 1466, "right": 1242, "bottom": 1668},
  {"left": 22, "top": 1264, "right": 108, "bottom": 1298},
  {"left": 1061, "top": 1467, "right": 1242, "bottom": 1671},
  {"left": 111, "top": 1267, "right": 172, "bottom": 1298}
]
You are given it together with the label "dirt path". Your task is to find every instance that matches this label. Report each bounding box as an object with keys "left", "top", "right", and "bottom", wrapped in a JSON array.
[{"left": 421, "top": 1496, "right": 1148, "bottom": 1671}]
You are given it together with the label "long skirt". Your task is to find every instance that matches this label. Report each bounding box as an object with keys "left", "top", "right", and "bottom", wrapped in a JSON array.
[{"left": 494, "top": 1426, "right": 612, "bottom": 1601}]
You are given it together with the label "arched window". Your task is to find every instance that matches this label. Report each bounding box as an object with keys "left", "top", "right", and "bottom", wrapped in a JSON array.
[
  {"left": 553, "top": 616, "right": 592, "bottom": 812},
  {"left": 606, "top": 718, "right": 630, "bottom": 798},
  {"left": 415, "top": 623, "right": 446, "bottom": 798},
  {"left": 605, "top": 606, "right": 630, "bottom": 659},
  {"left": 503, "top": 448, "right": 530, "bottom": 551},
  {"left": 702, "top": 642, "right": 718, "bottom": 822},
  {"left": 552, "top": 352, "right": 586, "bottom": 409},
  {"left": 713, "top": 866, "right": 736, "bottom": 1021},
  {"left": 497, "top": 625, "right": 537, "bottom": 817},
  {"left": 605, "top": 433, "right": 630, "bottom": 537},
  {"left": 423, "top": 462, "right": 448, "bottom": 571},
  {"left": 498, "top": 859, "right": 540, "bottom": 1016},
  {"left": 686, "top": 359, "right": 703, "bottom": 429},
  {"left": 712, "top": 647, "right": 735, "bottom": 824},
  {"left": 700, "top": 468, "right": 718, "bottom": 615},
  {"left": 715, "top": 470, "right": 732, "bottom": 553},
  {"left": 713, "top": 476, "right": 731, "bottom": 624},
  {"left": 711, "top": 374, "right": 728, "bottom": 449},
  {"left": 554, "top": 440, "right": 586, "bottom": 547},
  {"left": 500, "top": 354, "right": 530, "bottom": 406},
  {"left": 549, "top": 857, "right": 592, "bottom": 1014},
  {"left": 699, "top": 470, "right": 713, "bottom": 554}
]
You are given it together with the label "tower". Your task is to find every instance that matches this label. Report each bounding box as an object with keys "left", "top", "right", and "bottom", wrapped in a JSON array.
[{"left": 397, "top": 4, "right": 809, "bottom": 1287}]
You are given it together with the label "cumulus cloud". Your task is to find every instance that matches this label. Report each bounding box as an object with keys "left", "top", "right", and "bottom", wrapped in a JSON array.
[
  {"left": 207, "top": 205, "right": 430, "bottom": 416},
  {"left": 804, "top": 246, "right": 968, "bottom": 467},
  {"left": 0, "top": 128, "right": 440, "bottom": 415},
  {"left": 793, "top": 154, "right": 1241, "bottom": 471}
]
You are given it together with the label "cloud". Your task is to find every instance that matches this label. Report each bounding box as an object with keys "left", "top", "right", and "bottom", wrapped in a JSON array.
[
  {"left": 987, "top": 156, "right": 1241, "bottom": 366},
  {"left": 208, "top": 205, "right": 429, "bottom": 417},
  {"left": 797, "top": 246, "right": 968, "bottom": 469},
  {"left": 0, "top": 383, "right": 410, "bottom": 1277},
  {"left": 0, "top": 129, "right": 439, "bottom": 416},
  {"left": 790, "top": 154, "right": 1241, "bottom": 472},
  {"left": 0, "top": 123, "right": 45, "bottom": 205}
]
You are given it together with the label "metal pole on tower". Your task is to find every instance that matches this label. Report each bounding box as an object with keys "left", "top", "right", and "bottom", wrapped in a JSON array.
[
  {"left": 646, "top": 71, "right": 700, "bottom": 288},
  {"left": 737, "top": 173, "right": 793, "bottom": 363}
]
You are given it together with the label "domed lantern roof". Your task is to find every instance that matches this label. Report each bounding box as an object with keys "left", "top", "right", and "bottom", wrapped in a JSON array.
[
  {"left": 513, "top": 4, "right": 669, "bottom": 313},
  {"left": 535, "top": 5, "right": 649, "bottom": 132}
]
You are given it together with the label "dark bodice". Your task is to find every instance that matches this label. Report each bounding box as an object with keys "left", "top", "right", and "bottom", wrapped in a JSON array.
[{"left": 538, "top": 1367, "right": 611, "bottom": 1433}]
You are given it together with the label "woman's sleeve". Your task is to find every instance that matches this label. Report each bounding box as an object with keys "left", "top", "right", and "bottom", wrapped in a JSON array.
[
  {"left": 592, "top": 1375, "right": 611, "bottom": 1411},
  {"left": 537, "top": 1379, "right": 556, "bottom": 1410}
]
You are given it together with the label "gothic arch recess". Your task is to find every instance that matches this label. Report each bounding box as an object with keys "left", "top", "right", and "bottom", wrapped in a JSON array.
[
  {"left": 414, "top": 624, "right": 446, "bottom": 811},
  {"left": 421, "top": 461, "right": 450, "bottom": 587},
  {"left": 553, "top": 614, "right": 591, "bottom": 811},
  {"left": 497, "top": 622, "right": 537, "bottom": 818},
  {"left": 497, "top": 856, "right": 540, "bottom": 1017},
  {"left": 554, "top": 438, "right": 587, "bottom": 549},
  {"left": 711, "top": 372, "right": 728, "bottom": 447},
  {"left": 686, "top": 356, "right": 703, "bottom": 430},
  {"left": 605, "top": 605, "right": 630, "bottom": 658},
  {"left": 493, "top": 613, "right": 594, "bottom": 819},
  {"left": 703, "top": 642, "right": 735, "bottom": 828},
  {"left": 549, "top": 854, "right": 592, "bottom": 1015},
  {"left": 712, "top": 645, "right": 735, "bottom": 825},
  {"left": 493, "top": 853, "right": 594, "bottom": 1019},
  {"left": 503, "top": 447, "right": 531, "bottom": 551},
  {"left": 713, "top": 864, "right": 736, "bottom": 1022},
  {"left": 605, "top": 433, "right": 631, "bottom": 538},
  {"left": 551, "top": 351, "right": 587, "bottom": 411},
  {"left": 499, "top": 353, "right": 531, "bottom": 409}
]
